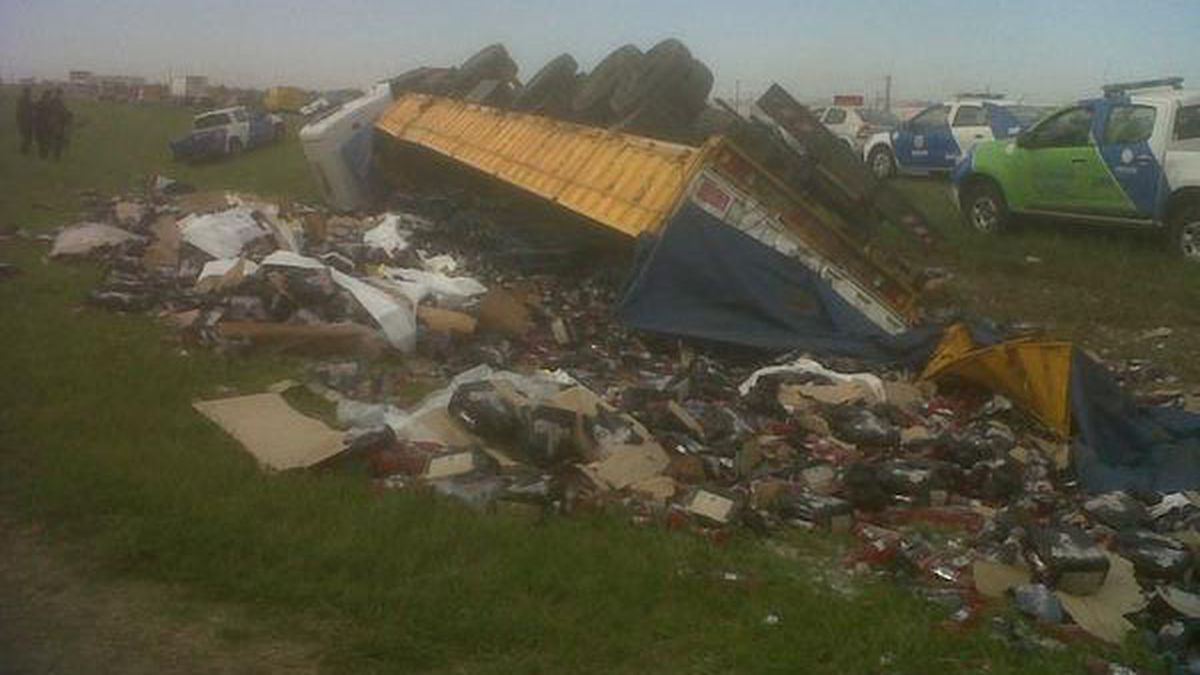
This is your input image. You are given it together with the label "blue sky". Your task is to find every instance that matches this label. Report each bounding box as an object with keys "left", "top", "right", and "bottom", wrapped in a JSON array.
[{"left": 2, "top": 0, "right": 1197, "bottom": 104}]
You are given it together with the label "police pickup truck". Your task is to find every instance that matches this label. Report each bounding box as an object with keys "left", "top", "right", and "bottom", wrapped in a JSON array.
[
  {"left": 953, "top": 78, "right": 1200, "bottom": 260},
  {"left": 170, "top": 106, "right": 285, "bottom": 161},
  {"left": 863, "top": 95, "right": 1045, "bottom": 179}
]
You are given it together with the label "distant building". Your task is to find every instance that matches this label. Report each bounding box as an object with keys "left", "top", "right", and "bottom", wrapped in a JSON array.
[
  {"left": 97, "top": 75, "right": 146, "bottom": 100},
  {"left": 138, "top": 84, "right": 167, "bottom": 103},
  {"left": 67, "top": 70, "right": 153, "bottom": 100},
  {"left": 170, "top": 75, "right": 210, "bottom": 103},
  {"left": 68, "top": 70, "right": 95, "bottom": 95}
]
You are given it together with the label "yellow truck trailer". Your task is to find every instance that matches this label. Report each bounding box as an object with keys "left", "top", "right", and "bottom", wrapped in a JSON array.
[{"left": 264, "top": 86, "right": 309, "bottom": 113}]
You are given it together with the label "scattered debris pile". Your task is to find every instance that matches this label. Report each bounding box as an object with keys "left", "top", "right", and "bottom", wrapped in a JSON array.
[{"left": 40, "top": 177, "right": 1200, "bottom": 667}]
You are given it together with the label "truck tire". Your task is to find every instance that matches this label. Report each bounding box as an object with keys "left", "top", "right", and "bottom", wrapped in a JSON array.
[
  {"left": 454, "top": 44, "right": 518, "bottom": 95},
  {"left": 689, "top": 105, "right": 740, "bottom": 142},
  {"left": 571, "top": 44, "right": 643, "bottom": 121},
  {"left": 610, "top": 39, "right": 692, "bottom": 117},
  {"left": 960, "top": 179, "right": 1010, "bottom": 234},
  {"left": 868, "top": 145, "right": 895, "bottom": 179},
  {"left": 227, "top": 137, "right": 243, "bottom": 156},
  {"left": 513, "top": 53, "right": 579, "bottom": 114},
  {"left": 674, "top": 58, "right": 714, "bottom": 115},
  {"left": 389, "top": 66, "right": 460, "bottom": 98},
  {"left": 610, "top": 98, "right": 691, "bottom": 142},
  {"left": 1169, "top": 199, "right": 1200, "bottom": 262}
]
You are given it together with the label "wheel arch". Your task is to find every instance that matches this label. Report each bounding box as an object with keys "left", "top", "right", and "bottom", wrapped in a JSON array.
[
  {"left": 957, "top": 171, "right": 1005, "bottom": 207},
  {"left": 1167, "top": 187, "right": 1200, "bottom": 223},
  {"left": 864, "top": 139, "right": 892, "bottom": 159}
]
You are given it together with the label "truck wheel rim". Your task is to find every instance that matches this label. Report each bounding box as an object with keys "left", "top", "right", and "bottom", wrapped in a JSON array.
[
  {"left": 872, "top": 152, "right": 891, "bottom": 178},
  {"left": 971, "top": 197, "right": 999, "bottom": 233},
  {"left": 1182, "top": 221, "right": 1200, "bottom": 261}
]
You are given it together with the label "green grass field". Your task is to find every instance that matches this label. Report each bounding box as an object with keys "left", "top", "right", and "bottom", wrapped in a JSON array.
[
  {"left": 889, "top": 179, "right": 1200, "bottom": 383},
  {"left": 0, "top": 92, "right": 1179, "bottom": 673}
]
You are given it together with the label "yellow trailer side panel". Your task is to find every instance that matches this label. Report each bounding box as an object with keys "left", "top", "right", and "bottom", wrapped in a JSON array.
[{"left": 375, "top": 94, "right": 704, "bottom": 237}]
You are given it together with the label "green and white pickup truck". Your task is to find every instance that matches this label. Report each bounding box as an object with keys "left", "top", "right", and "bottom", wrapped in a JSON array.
[{"left": 952, "top": 78, "right": 1200, "bottom": 260}]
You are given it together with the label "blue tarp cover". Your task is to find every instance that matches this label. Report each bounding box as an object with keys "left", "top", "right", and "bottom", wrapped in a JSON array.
[
  {"left": 1070, "top": 351, "right": 1200, "bottom": 493},
  {"left": 615, "top": 201, "right": 938, "bottom": 364}
]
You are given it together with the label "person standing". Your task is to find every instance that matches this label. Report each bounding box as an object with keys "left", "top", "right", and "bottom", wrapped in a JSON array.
[
  {"left": 33, "top": 91, "right": 54, "bottom": 159},
  {"left": 16, "top": 87, "right": 34, "bottom": 155},
  {"left": 49, "top": 89, "right": 72, "bottom": 160}
]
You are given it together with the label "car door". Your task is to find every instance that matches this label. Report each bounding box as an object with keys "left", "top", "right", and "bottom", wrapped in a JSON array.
[
  {"left": 1093, "top": 101, "right": 1165, "bottom": 218},
  {"left": 822, "top": 107, "right": 853, "bottom": 145},
  {"left": 230, "top": 108, "right": 251, "bottom": 145},
  {"left": 1020, "top": 105, "right": 1097, "bottom": 211},
  {"left": 951, "top": 104, "right": 993, "bottom": 160},
  {"left": 894, "top": 104, "right": 951, "bottom": 170},
  {"left": 248, "top": 112, "right": 275, "bottom": 146}
]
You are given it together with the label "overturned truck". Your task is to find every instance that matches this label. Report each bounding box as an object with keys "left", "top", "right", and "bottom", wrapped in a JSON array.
[{"left": 373, "top": 85, "right": 931, "bottom": 357}]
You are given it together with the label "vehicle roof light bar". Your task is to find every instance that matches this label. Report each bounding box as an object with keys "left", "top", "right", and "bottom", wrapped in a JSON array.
[{"left": 1102, "top": 77, "right": 1184, "bottom": 97}]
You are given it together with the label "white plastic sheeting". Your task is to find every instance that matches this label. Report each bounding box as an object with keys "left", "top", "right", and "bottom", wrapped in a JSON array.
[
  {"left": 738, "top": 357, "right": 888, "bottom": 401},
  {"left": 49, "top": 223, "right": 139, "bottom": 258},
  {"left": 330, "top": 268, "right": 418, "bottom": 353},
  {"left": 179, "top": 207, "right": 268, "bottom": 259},
  {"left": 259, "top": 250, "right": 417, "bottom": 352},
  {"left": 260, "top": 250, "right": 326, "bottom": 270},
  {"left": 381, "top": 365, "right": 576, "bottom": 441},
  {"left": 380, "top": 267, "right": 487, "bottom": 308},
  {"left": 197, "top": 257, "right": 259, "bottom": 282},
  {"left": 362, "top": 214, "right": 411, "bottom": 256}
]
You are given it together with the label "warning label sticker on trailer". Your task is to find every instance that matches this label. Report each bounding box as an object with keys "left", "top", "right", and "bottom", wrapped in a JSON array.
[{"left": 693, "top": 176, "right": 733, "bottom": 218}]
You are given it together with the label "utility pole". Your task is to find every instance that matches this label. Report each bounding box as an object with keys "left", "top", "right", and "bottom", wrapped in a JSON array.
[
  {"left": 884, "top": 74, "right": 892, "bottom": 113},
  {"left": 735, "top": 79, "right": 741, "bottom": 115}
]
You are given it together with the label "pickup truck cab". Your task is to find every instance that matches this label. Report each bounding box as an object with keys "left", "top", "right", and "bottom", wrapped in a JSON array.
[
  {"left": 813, "top": 105, "right": 899, "bottom": 153},
  {"left": 170, "top": 106, "right": 285, "bottom": 161},
  {"left": 864, "top": 96, "right": 1043, "bottom": 179},
  {"left": 954, "top": 78, "right": 1200, "bottom": 260}
]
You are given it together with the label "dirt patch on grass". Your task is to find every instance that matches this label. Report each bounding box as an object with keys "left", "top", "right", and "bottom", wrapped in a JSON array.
[{"left": 0, "top": 516, "right": 320, "bottom": 675}]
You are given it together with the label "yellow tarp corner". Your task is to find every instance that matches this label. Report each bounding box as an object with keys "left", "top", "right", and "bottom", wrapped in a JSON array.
[{"left": 921, "top": 323, "right": 1074, "bottom": 437}]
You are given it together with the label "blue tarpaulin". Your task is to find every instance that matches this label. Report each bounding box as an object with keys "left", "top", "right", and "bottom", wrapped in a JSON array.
[
  {"left": 615, "top": 201, "right": 939, "bottom": 364},
  {"left": 1070, "top": 351, "right": 1200, "bottom": 493}
]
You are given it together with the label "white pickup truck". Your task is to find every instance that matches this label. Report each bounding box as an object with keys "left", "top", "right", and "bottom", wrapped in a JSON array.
[
  {"left": 862, "top": 96, "right": 1046, "bottom": 178},
  {"left": 170, "top": 106, "right": 285, "bottom": 161}
]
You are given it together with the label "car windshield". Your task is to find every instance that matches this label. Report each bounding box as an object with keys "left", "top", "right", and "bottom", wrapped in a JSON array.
[
  {"left": 1006, "top": 105, "right": 1050, "bottom": 126},
  {"left": 194, "top": 113, "right": 229, "bottom": 129},
  {"left": 859, "top": 109, "right": 899, "bottom": 126}
]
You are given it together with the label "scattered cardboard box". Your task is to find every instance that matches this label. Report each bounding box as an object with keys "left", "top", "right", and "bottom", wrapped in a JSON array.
[
  {"left": 477, "top": 288, "right": 532, "bottom": 336},
  {"left": 193, "top": 392, "right": 345, "bottom": 470},
  {"left": 1056, "top": 553, "right": 1147, "bottom": 644},
  {"left": 417, "top": 305, "right": 477, "bottom": 335}
]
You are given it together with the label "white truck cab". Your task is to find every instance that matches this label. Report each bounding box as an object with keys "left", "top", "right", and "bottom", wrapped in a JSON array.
[
  {"left": 299, "top": 83, "right": 395, "bottom": 212},
  {"left": 814, "top": 101, "right": 899, "bottom": 153}
]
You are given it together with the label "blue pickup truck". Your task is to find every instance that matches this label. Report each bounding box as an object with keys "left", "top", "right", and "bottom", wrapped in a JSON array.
[{"left": 170, "top": 106, "right": 285, "bottom": 161}]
